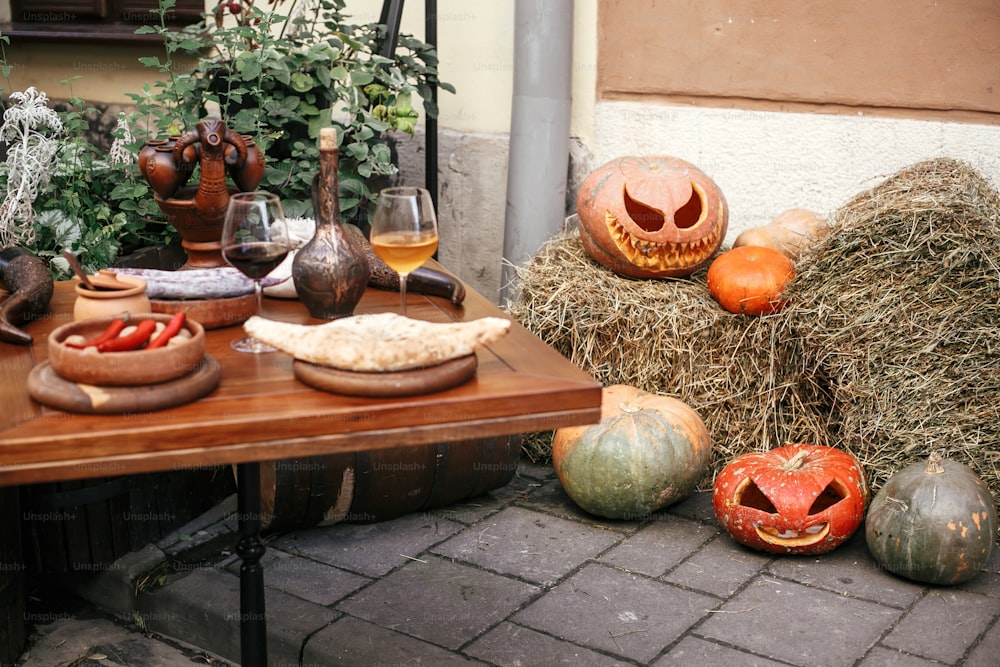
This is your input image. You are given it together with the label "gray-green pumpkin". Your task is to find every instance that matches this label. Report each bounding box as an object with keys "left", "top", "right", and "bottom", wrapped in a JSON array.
[
  {"left": 552, "top": 384, "right": 711, "bottom": 519},
  {"left": 865, "top": 451, "right": 997, "bottom": 585}
]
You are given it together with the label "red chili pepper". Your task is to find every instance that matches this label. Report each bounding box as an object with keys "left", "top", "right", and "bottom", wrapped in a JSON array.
[
  {"left": 97, "top": 319, "right": 157, "bottom": 352},
  {"left": 146, "top": 312, "right": 187, "bottom": 350},
  {"left": 65, "top": 318, "right": 128, "bottom": 349}
]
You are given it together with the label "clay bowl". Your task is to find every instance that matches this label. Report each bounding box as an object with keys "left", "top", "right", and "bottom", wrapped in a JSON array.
[
  {"left": 73, "top": 274, "right": 151, "bottom": 321},
  {"left": 47, "top": 313, "right": 206, "bottom": 386},
  {"left": 151, "top": 292, "right": 257, "bottom": 330}
]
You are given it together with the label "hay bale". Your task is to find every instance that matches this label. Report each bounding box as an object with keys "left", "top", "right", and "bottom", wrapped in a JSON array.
[
  {"left": 782, "top": 158, "right": 1000, "bottom": 499},
  {"left": 508, "top": 157, "right": 1000, "bottom": 504},
  {"left": 505, "top": 232, "right": 830, "bottom": 476}
]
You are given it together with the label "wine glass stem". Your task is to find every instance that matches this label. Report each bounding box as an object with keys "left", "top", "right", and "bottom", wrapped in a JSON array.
[
  {"left": 253, "top": 279, "right": 263, "bottom": 316},
  {"left": 399, "top": 272, "right": 409, "bottom": 316}
]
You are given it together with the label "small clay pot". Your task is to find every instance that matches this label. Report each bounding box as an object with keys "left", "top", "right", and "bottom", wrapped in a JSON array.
[
  {"left": 142, "top": 143, "right": 194, "bottom": 200},
  {"left": 228, "top": 135, "right": 266, "bottom": 192},
  {"left": 73, "top": 275, "right": 151, "bottom": 321}
]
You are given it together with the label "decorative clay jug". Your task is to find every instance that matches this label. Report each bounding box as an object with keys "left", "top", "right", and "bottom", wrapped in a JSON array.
[
  {"left": 142, "top": 119, "right": 266, "bottom": 269},
  {"left": 292, "top": 128, "right": 370, "bottom": 319}
]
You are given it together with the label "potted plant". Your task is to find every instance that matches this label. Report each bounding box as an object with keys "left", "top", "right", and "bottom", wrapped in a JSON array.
[
  {"left": 132, "top": 0, "right": 450, "bottom": 226},
  {"left": 0, "top": 79, "right": 173, "bottom": 279},
  {"left": 0, "top": 0, "right": 447, "bottom": 277}
]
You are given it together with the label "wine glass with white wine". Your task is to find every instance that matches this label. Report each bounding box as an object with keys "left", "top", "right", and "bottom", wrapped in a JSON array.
[{"left": 369, "top": 187, "right": 439, "bottom": 317}]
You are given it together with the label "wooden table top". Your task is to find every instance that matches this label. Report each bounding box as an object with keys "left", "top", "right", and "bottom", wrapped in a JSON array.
[{"left": 0, "top": 273, "right": 601, "bottom": 487}]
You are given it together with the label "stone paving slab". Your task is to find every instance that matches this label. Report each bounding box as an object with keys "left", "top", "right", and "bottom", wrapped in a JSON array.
[
  {"left": 765, "top": 531, "right": 925, "bottom": 608},
  {"left": 598, "top": 514, "right": 718, "bottom": 577},
  {"left": 16, "top": 459, "right": 1000, "bottom": 666},
  {"left": 964, "top": 613, "right": 1000, "bottom": 667},
  {"left": 258, "top": 548, "right": 370, "bottom": 607},
  {"left": 271, "top": 509, "right": 465, "bottom": 577},
  {"left": 303, "top": 616, "right": 484, "bottom": 666},
  {"left": 137, "top": 566, "right": 339, "bottom": 666},
  {"left": 335, "top": 554, "right": 538, "bottom": 650},
  {"left": 513, "top": 562, "right": 718, "bottom": 663},
  {"left": 654, "top": 635, "right": 790, "bottom": 666},
  {"left": 432, "top": 505, "right": 623, "bottom": 585},
  {"left": 664, "top": 533, "right": 773, "bottom": 598},
  {"left": 880, "top": 588, "right": 1000, "bottom": 664},
  {"left": 465, "top": 621, "right": 632, "bottom": 666},
  {"left": 696, "top": 575, "right": 904, "bottom": 666},
  {"left": 17, "top": 614, "right": 227, "bottom": 667}
]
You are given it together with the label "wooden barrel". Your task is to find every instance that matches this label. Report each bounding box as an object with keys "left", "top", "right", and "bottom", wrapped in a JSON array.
[
  {"left": 20, "top": 468, "right": 236, "bottom": 574},
  {"left": 257, "top": 436, "right": 521, "bottom": 533},
  {"left": 1, "top": 486, "right": 26, "bottom": 666}
]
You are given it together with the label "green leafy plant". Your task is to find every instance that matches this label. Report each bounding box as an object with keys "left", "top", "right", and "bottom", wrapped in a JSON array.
[
  {"left": 0, "top": 75, "right": 173, "bottom": 278},
  {"left": 0, "top": 0, "right": 446, "bottom": 277},
  {"left": 131, "top": 0, "right": 451, "bottom": 224}
]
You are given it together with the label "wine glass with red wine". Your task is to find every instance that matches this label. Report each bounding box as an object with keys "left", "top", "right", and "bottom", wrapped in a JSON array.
[{"left": 221, "top": 191, "right": 292, "bottom": 353}]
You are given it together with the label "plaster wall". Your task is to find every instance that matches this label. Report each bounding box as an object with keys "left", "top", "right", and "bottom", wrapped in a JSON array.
[{"left": 591, "top": 102, "right": 1000, "bottom": 235}]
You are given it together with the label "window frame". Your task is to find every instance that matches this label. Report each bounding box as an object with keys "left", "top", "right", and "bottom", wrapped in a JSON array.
[{"left": 4, "top": 0, "right": 204, "bottom": 44}]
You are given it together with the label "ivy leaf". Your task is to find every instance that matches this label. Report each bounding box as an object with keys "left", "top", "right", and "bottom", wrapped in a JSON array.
[
  {"left": 289, "top": 72, "right": 315, "bottom": 93},
  {"left": 345, "top": 142, "right": 369, "bottom": 161},
  {"left": 329, "top": 66, "right": 349, "bottom": 82},
  {"left": 350, "top": 70, "right": 375, "bottom": 87}
]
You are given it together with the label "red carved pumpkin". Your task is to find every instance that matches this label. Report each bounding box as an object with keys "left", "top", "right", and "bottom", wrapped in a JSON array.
[
  {"left": 552, "top": 385, "right": 712, "bottom": 519},
  {"left": 706, "top": 245, "right": 794, "bottom": 315},
  {"left": 576, "top": 155, "right": 728, "bottom": 279},
  {"left": 713, "top": 444, "right": 869, "bottom": 555},
  {"left": 865, "top": 451, "right": 997, "bottom": 585}
]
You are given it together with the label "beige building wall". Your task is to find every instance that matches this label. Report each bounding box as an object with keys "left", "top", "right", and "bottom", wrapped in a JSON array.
[{"left": 2, "top": 1, "right": 998, "bottom": 303}]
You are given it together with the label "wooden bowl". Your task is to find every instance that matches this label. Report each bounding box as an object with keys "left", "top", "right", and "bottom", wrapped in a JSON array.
[{"left": 47, "top": 313, "right": 206, "bottom": 386}]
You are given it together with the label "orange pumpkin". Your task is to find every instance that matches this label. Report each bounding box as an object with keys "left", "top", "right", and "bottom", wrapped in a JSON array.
[
  {"left": 706, "top": 245, "right": 794, "bottom": 315},
  {"left": 732, "top": 208, "right": 830, "bottom": 261},
  {"left": 713, "top": 444, "right": 869, "bottom": 555},
  {"left": 576, "top": 155, "right": 728, "bottom": 278}
]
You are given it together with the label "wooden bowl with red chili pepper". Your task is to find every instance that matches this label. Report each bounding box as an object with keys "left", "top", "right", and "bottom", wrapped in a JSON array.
[{"left": 47, "top": 312, "right": 206, "bottom": 386}]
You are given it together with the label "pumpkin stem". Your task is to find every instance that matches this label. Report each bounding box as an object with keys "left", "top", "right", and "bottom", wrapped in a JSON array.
[
  {"left": 781, "top": 449, "right": 811, "bottom": 471},
  {"left": 619, "top": 400, "right": 642, "bottom": 414},
  {"left": 925, "top": 450, "right": 945, "bottom": 475}
]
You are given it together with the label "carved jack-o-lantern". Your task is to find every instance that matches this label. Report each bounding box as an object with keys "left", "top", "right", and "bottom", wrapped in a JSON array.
[
  {"left": 576, "top": 155, "right": 728, "bottom": 278},
  {"left": 713, "top": 444, "right": 869, "bottom": 555}
]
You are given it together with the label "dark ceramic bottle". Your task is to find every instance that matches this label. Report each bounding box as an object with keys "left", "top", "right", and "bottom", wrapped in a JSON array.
[{"left": 292, "top": 128, "right": 370, "bottom": 319}]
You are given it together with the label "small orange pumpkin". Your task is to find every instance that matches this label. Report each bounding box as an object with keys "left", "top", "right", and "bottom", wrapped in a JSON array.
[
  {"left": 576, "top": 155, "right": 728, "bottom": 279},
  {"left": 706, "top": 245, "right": 794, "bottom": 315}
]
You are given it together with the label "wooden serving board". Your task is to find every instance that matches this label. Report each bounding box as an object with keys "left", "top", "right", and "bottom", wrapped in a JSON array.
[
  {"left": 27, "top": 355, "right": 221, "bottom": 414},
  {"left": 293, "top": 354, "right": 478, "bottom": 397}
]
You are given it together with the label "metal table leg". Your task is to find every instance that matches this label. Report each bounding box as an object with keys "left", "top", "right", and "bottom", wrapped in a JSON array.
[{"left": 236, "top": 462, "right": 267, "bottom": 666}]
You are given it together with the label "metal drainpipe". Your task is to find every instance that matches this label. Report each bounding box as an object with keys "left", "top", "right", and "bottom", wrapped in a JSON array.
[{"left": 500, "top": 0, "right": 573, "bottom": 305}]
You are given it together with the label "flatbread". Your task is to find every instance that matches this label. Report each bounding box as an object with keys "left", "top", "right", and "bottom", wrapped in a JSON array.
[{"left": 243, "top": 313, "right": 511, "bottom": 371}]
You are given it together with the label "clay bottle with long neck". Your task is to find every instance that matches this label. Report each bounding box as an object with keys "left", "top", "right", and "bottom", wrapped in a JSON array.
[{"left": 292, "top": 128, "right": 370, "bottom": 319}]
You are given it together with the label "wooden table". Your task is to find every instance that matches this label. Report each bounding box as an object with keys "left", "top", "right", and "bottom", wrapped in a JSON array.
[{"left": 0, "top": 275, "right": 601, "bottom": 666}]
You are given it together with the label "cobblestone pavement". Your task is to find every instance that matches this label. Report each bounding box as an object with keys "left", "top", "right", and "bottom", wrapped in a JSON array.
[{"left": 16, "top": 459, "right": 1000, "bottom": 666}]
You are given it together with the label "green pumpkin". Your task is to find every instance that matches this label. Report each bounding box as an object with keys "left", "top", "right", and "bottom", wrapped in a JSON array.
[
  {"left": 865, "top": 451, "right": 997, "bottom": 585},
  {"left": 551, "top": 384, "right": 712, "bottom": 519}
]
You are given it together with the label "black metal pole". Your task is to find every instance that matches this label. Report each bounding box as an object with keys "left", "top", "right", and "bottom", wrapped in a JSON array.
[
  {"left": 379, "top": 0, "right": 405, "bottom": 57},
  {"left": 236, "top": 462, "right": 267, "bottom": 666},
  {"left": 426, "top": 0, "right": 439, "bottom": 214}
]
